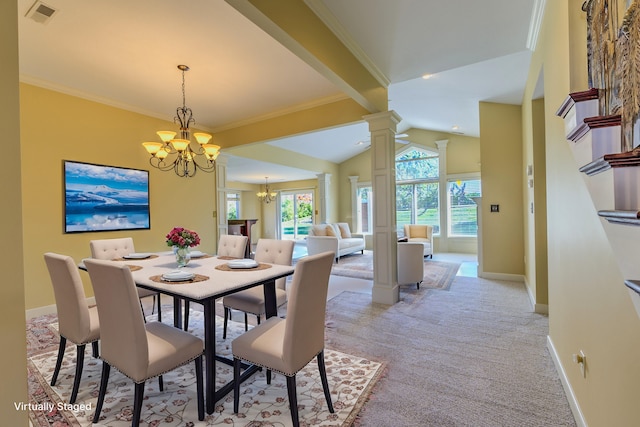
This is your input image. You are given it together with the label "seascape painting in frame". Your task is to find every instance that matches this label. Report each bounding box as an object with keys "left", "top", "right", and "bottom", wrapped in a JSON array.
[{"left": 64, "top": 160, "right": 150, "bottom": 233}]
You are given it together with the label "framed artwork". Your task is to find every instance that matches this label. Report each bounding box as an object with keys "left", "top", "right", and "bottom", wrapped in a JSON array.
[{"left": 64, "top": 160, "right": 150, "bottom": 233}]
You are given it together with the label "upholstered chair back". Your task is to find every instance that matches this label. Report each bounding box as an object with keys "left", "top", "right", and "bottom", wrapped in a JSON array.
[
  {"left": 403, "top": 224, "right": 433, "bottom": 239},
  {"left": 282, "top": 251, "right": 334, "bottom": 373},
  {"left": 44, "top": 252, "right": 98, "bottom": 345},
  {"left": 217, "top": 234, "right": 248, "bottom": 258},
  {"left": 84, "top": 259, "right": 149, "bottom": 382},
  {"left": 397, "top": 242, "right": 425, "bottom": 286},
  {"left": 253, "top": 239, "right": 295, "bottom": 290},
  {"left": 90, "top": 237, "right": 136, "bottom": 260}
]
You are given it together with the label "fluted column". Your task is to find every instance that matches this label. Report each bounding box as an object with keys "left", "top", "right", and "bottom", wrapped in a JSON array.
[
  {"left": 436, "top": 139, "right": 449, "bottom": 252},
  {"left": 349, "top": 175, "right": 359, "bottom": 231},
  {"left": 365, "top": 110, "right": 402, "bottom": 305},
  {"left": 317, "top": 173, "right": 331, "bottom": 223},
  {"left": 216, "top": 154, "right": 229, "bottom": 238}
]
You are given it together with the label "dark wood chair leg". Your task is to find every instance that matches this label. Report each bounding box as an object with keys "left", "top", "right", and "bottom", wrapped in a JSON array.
[
  {"left": 195, "top": 355, "right": 204, "bottom": 421},
  {"left": 244, "top": 312, "right": 249, "bottom": 331},
  {"left": 223, "top": 307, "right": 230, "bottom": 339},
  {"left": 69, "top": 344, "right": 86, "bottom": 404},
  {"left": 140, "top": 300, "right": 147, "bottom": 323},
  {"left": 286, "top": 375, "right": 300, "bottom": 427},
  {"left": 233, "top": 357, "right": 242, "bottom": 413},
  {"left": 50, "top": 336, "right": 67, "bottom": 386},
  {"left": 184, "top": 300, "right": 190, "bottom": 331},
  {"left": 158, "top": 375, "right": 164, "bottom": 391},
  {"left": 132, "top": 382, "right": 146, "bottom": 427},
  {"left": 256, "top": 314, "right": 261, "bottom": 325},
  {"left": 266, "top": 369, "right": 272, "bottom": 384},
  {"left": 93, "top": 362, "right": 111, "bottom": 423},
  {"left": 156, "top": 294, "right": 162, "bottom": 322},
  {"left": 92, "top": 340, "right": 99, "bottom": 358},
  {"left": 317, "top": 351, "right": 334, "bottom": 413}
]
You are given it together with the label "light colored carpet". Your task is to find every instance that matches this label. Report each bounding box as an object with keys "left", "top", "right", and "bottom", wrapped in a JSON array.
[
  {"left": 330, "top": 251, "right": 459, "bottom": 290},
  {"left": 26, "top": 309, "right": 384, "bottom": 426},
  {"left": 324, "top": 277, "right": 577, "bottom": 427}
]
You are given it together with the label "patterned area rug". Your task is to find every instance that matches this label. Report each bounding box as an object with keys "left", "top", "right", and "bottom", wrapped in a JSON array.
[
  {"left": 331, "top": 251, "right": 460, "bottom": 290},
  {"left": 26, "top": 308, "right": 384, "bottom": 426}
]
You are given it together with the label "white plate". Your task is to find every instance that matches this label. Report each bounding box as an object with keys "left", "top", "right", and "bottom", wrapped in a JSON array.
[
  {"left": 123, "top": 253, "right": 152, "bottom": 259},
  {"left": 189, "top": 250, "right": 206, "bottom": 258},
  {"left": 162, "top": 270, "right": 195, "bottom": 281},
  {"left": 227, "top": 259, "right": 259, "bottom": 269}
]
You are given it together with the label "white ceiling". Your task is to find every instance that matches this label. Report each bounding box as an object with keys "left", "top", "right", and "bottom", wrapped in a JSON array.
[{"left": 17, "top": 0, "right": 539, "bottom": 184}]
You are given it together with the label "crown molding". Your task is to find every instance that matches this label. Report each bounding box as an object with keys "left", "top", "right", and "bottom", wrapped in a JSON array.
[
  {"left": 304, "top": 0, "right": 390, "bottom": 87},
  {"left": 19, "top": 74, "right": 180, "bottom": 126},
  {"left": 526, "top": 0, "right": 547, "bottom": 51},
  {"left": 210, "top": 93, "right": 350, "bottom": 133}
]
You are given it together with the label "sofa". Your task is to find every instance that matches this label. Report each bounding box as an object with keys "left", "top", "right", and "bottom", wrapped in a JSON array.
[
  {"left": 306, "top": 222, "right": 365, "bottom": 261},
  {"left": 403, "top": 224, "right": 434, "bottom": 258}
]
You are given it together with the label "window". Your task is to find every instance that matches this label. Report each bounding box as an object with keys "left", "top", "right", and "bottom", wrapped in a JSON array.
[
  {"left": 447, "top": 178, "right": 481, "bottom": 237},
  {"left": 227, "top": 192, "right": 240, "bottom": 220},
  {"left": 396, "top": 148, "right": 440, "bottom": 234},
  {"left": 356, "top": 185, "right": 372, "bottom": 233}
]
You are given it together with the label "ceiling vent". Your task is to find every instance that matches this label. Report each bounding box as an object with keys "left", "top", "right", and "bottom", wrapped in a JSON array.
[{"left": 25, "top": 1, "right": 58, "bottom": 24}]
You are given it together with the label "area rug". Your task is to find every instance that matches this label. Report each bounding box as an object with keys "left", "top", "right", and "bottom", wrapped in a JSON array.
[
  {"left": 26, "top": 308, "right": 385, "bottom": 426},
  {"left": 330, "top": 251, "right": 459, "bottom": 290}
]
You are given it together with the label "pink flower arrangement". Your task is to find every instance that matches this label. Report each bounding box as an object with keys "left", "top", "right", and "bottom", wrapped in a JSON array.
[{"left": 166, "top": 227, "right": 200, "bottom": 249}]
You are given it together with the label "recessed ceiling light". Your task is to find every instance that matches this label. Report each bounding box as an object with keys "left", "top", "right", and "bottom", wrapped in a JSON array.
[
  {"left": 356, "top": 140, "right": 366, "bottom": 146},
  {"left": 452, "top": 125, "right": 460, "bottom": 131},
  {"left": 421, "top": 73, "right": 433, "bottom": 80}
]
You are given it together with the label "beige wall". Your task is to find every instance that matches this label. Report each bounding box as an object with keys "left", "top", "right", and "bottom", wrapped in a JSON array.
[
  {"left": 1, "top": 1, "right": 29, "bottom": 424},
  {"left": 20, "top": 84, "right": 217, "bottom": 311},
  {"left": 478, "top": 102, "right": 524, "bottom": 276},
  {"left": 530, "top": 1, "right": 640, "bottom": 425}
]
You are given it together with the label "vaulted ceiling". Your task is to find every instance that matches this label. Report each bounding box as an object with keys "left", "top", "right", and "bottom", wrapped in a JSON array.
[{"left": 18, "top": 0, "right": 540, "bottom": 183}]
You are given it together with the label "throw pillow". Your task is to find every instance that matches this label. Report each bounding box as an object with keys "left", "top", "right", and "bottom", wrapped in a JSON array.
[
  {"left": 337, "top": 223, "right": 351, "bottom": 238},
  {"left": 326, "top": 225, "right": 337, "bottom": 237}
]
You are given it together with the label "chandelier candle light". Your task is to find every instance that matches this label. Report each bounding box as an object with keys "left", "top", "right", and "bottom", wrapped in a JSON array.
[
  {"left": 257, "top": 177, "right": 277, "bottom": 204},
  {"left": 142, "top": 65, "right": 220, "bottom": 178}
]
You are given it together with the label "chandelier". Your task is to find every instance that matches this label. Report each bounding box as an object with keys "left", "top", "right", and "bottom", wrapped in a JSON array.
[
  {"left": 142, "top": 65, "right": 220, "bottom": 178},
  {"left": 257, "top": 177, "right": 277, "bottom": 204}
]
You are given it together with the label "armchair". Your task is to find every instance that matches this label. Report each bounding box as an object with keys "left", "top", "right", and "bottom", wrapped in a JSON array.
[{"left": 403, "top": 224, "right": 434, "bottom": 258}]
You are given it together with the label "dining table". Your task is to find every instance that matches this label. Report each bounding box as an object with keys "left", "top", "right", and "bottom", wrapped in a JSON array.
[{"left": 81, "top": 251, "right": 295, "bottom": 414}]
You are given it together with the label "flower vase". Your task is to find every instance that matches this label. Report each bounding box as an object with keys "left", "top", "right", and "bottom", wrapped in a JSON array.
[{"left": 175, "top": 247, "right": 191, "bottom": 267}]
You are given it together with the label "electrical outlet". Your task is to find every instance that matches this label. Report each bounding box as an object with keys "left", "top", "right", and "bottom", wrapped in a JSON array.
[{"left": 572, "top": 350, "right": 586, "bottom": 378}]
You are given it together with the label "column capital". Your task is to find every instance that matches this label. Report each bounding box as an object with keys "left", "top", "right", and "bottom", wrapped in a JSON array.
[
  {"left": 348, "top": 175, "right": 359, "bottom": 183},
  {"left": 363, "top": 110, "right": 402, "bottom": 132},
  {"left": 435, "top": 139, "right": 449, "bottom": 149}
]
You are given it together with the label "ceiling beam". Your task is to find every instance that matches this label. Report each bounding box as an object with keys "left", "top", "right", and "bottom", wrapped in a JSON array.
[{"left": 226, "top": 0, "right": 388, "bottom": 114}]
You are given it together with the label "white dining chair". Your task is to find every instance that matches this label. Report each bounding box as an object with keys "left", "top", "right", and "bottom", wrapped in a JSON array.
[
  {"left": 89, "top": 237, "right": 162, "bottom": 321},
  {"left": 221, "top": 238, "right": 294, "bottom": 338},
  {"left": 44, "top": 252, "right": 100, "bottom": 404},
  {"left": 84, "top": 258, "right": 204, "bottom": 426},
  {"left": 183, "top": 234, "right": 248, "bottom": 330},
  {"left": 232, "top": 251, "right": 335, "bottom": 427}
]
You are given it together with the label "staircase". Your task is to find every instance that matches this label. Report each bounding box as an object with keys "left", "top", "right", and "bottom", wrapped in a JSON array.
[{"left": 557, "top": 89, "right": 640, "bottom": 315}]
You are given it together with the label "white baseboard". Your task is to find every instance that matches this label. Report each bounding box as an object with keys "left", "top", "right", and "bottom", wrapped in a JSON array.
[
  {"left": 547, "top": 336, "right": 587, "bottom": 427},
  {"left": 26, "top": 297, "right": 96, "bottom": 320},
  {"left": 523, "top": 276, "right": 549, "bottom": 314},
  {"left": 479, "top": 271, "right": 525, "bottom": 282}
]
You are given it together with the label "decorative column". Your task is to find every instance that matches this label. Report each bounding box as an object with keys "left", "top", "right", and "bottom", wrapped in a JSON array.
[
  {"left": 365, "top": 110, "right": 402, "bottom": 305},
  {"left": 436, "top": 140, "right": 449, "bottom": 252},
  {"left": 471, "top": 196, "right": 483, "bottom": 277},
  {"left": 316, "top": 173, "right": 331, "bottom": 223},
  {"left": 215, "top": 154, "right": 229, "bottom": 238},
  {"left": 349, "top": 176, "right": 359, "bottom": 231}
]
